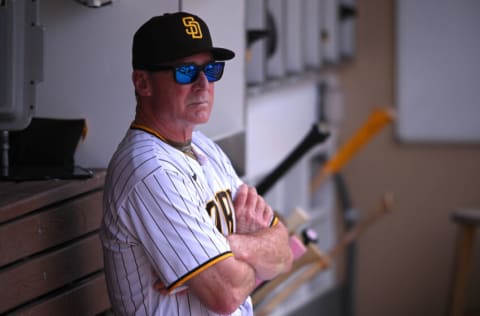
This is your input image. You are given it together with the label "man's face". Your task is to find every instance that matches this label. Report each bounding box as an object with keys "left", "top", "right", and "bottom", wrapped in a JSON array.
[{"left": 148, "top": 52, "right": 216, "bottom": 129}]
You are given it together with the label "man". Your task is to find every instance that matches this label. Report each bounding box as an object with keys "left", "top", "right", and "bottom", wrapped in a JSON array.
[{"left": 100, "top": 12, "right": 293, "bottom": 316}]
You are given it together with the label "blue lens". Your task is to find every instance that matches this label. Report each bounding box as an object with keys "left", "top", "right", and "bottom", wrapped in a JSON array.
[
  {"left": 174, "top": 62, "right": 225, "bottom": 84},
  {"left": 204, "top": 62, "right": 225, "bottom": 82},
  {"left": 175, "top": 64, "right": 199, "bottom": 84}
]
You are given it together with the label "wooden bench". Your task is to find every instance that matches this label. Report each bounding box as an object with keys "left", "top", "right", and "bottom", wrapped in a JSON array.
[
  {"left": 0, "top": 171, "right": 110, "bottom": 315},
  {"left": 449, "top": 209, "right": 480, "bottom": 316}
]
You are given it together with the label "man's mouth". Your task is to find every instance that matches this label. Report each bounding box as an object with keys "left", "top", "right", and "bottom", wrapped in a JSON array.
[{"left": 189, "top": 100, "right": 208, "bottom": 106}]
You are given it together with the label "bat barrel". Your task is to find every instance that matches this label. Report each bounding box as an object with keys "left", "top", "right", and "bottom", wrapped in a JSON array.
[{"left": 256, "top": 122, "right": 330, "bottom": 196}]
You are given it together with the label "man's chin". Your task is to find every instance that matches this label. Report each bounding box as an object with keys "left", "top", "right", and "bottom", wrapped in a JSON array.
[
  {"left": 191, "top": 110, "right": 211, "bottom": 124},
  {"left": 196, "top": 115, "right": 210, "bottom": 124}
]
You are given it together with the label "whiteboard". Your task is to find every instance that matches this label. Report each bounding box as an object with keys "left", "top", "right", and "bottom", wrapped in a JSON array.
[{"left": 396, "top": 0, "right": 480, "bottom": 143}]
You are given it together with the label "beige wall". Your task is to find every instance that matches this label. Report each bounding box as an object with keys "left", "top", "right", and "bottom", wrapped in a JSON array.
[{"left": 337, "top": 0, "right": 480, "bottom": 315}]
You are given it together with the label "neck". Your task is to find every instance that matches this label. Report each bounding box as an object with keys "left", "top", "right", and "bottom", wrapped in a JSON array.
[
  {"left": 133, "top": 115, "right": 193, "bottom": 144},
  {"left": 131, "top": 121, "right": 197, "bottom": 161}
]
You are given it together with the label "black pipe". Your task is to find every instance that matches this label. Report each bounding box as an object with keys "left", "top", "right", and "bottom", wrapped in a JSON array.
[
  {"left": 334, "top": 173, "right": 358, "bottom": 316},
  {"left": 256, "top": 122, "right": 330, "bottom": 196}
]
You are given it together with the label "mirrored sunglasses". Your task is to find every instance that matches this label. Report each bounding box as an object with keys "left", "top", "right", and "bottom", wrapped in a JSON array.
[{"left": 147, "top": 61, "right": 225, "bottom": 84}]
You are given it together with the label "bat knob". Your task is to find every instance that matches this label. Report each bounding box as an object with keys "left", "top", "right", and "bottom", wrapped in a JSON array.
[{"left": 301, "top": 227, "right": 318, "bottom": 245}]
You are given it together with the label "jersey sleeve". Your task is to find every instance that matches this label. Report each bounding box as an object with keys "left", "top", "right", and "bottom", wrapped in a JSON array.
[{"left": 120, "top": 167, "right": 233, "bottom": 293}]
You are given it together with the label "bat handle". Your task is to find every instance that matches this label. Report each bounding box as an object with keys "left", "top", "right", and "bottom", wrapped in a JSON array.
[{"left": 256, "top": 122, "right": 330, "bottom": 196}]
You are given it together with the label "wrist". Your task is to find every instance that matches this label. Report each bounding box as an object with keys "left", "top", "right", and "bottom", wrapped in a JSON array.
[{"left": 227, "top": 234, "right": 250, "bottom": 262}]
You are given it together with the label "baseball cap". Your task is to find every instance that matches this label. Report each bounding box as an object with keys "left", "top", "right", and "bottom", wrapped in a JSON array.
[{"left": 132, "top": 12, "right": 235, "bottom": 70}]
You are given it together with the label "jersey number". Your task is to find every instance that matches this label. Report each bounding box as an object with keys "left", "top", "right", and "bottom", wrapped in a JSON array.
[{"left": 206, "top": 190, "right": 235, "bottom": 235}]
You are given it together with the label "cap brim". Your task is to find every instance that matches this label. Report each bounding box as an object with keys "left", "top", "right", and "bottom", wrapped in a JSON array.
[{"left": 211, "top": 47, "right": 235, "bottom": 61}]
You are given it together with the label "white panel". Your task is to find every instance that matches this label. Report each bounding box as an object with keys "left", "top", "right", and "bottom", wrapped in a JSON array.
[
  {"left": 0, "top": 0, "right": 44, "bottom": 131},
  {"left": 396, "top": 0, "right": 480, "bottom": 142},
  {"left": 265, "top": 0, "right": 286, "bottom": 79},
  {"left": 285, "top": 0, "right": 304, "bottom": 74},
  {"left": 246, "top": 81, "right": 317, "bottom": 178},
  {"left": 339, "top": 16, "right": 355, "bottom": 59},
  {"left": 304, "top": 0, "right": 323, "bottom": 68},
  {"left": 181, "top": 0, "right": 246, "bottom": 140},
  {"left": 323, "top": 0, "right": 340, "bottom": 63},
  {"left": 37, "top": 0, "right": 179, "bottom": 168},
  {"left": 246, "top": 0, "right": 266, "bottom": 85},
  {"left": 339, "top": 0, "right": 356, "bottom": 59}
]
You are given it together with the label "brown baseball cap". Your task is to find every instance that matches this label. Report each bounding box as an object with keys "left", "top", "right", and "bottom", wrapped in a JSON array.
[{"left": 132, "top": 12, "right": 235, "bottom": 70}]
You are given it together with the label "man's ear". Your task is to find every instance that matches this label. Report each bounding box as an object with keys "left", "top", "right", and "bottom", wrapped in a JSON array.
[{"left": 132, "top": 70, "right": 152, "bottom": 96}]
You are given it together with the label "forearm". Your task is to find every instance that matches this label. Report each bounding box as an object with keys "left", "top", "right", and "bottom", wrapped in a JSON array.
[
  {"left": 154, "top": 250, "right": 258, "bottom": 314},
  {"left": 227, "top": 220, "right": 293, "bottom": 281},
  {"left": 188, "top": 254, "right": 257, "bottom": 314}
]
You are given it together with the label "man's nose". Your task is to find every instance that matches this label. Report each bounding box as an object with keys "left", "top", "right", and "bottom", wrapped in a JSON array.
[{"left": 194, "top": 70, "right": 209, "bottom": 87}]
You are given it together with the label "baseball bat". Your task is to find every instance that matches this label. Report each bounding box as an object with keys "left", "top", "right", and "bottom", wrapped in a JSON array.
[
  {"left": 310, "top": 107, "right": 395, "bottom": 194},
  {"left": 284, "top": 207, "right": 310, "bottom": 234},
  {"left": 256, "top": 122, "right": 330, "bottom": 196},
  {"left": 253, "top": 192, "right": 394, "bottom": 316}
]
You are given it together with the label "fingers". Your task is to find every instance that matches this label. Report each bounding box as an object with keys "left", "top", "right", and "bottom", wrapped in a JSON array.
[
  {"left": 254, "top": 193, "right": 266, "bottom": 213},
  {"left": 247, "top": 188, "right": 271, "bottom": 221},
  {"left": 245, "top": 186, "right": 259, "bottom": 211},
  {"left": 233, "top": 184, "right": 248, "bottom": 209},
  {"left": 263, "top": 204, "right": 273, "bottom": 223},
  {"left": 234, "top": 183, "right": 275, "bottom": 233},
  {"left": 236, "top": 185, "right": 262, "bottom": 213},
  {"left": 234, "top": 184, "right": 263, "bottom": 211},
  {"left": 153, "top": 279, "right": 168, "bottom": 294}
]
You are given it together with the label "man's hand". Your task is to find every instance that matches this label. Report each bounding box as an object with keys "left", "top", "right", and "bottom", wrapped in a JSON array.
[
  {"left": 229, "top": 184, "right": 293, "bottom": 282},
  {"left": 153, "top": 278, "right": 168, "bottom": 294},
  {"left": 233, "top": 184, "right": 274, "bottom": 234}
]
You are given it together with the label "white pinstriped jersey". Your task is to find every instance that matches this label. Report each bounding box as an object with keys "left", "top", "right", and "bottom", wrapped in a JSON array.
[{"left": 100, "top": 128, "right": 253, "bottom": 316}]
